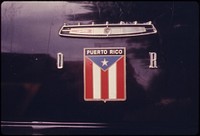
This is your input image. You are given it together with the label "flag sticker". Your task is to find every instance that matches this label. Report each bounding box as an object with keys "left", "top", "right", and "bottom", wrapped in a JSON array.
[{"left": 84, "top": 47, "right": 126, "bottom": 102}]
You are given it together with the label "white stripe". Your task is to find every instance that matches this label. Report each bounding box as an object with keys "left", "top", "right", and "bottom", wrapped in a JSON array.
[
  {"left": 108, "top": 63, "right": 117, "bottom": 99},
  {"left": 93, "top": 63, "right": 101, "bottom": 99}
]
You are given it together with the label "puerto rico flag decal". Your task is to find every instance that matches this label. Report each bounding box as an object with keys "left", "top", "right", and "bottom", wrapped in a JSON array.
[{"left": 84, "top": 47, "right": 126, "bottom": 102}]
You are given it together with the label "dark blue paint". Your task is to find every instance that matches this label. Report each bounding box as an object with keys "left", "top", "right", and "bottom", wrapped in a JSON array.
[{"left": 1, "top": 1, "right": 199, "bottom": 135}]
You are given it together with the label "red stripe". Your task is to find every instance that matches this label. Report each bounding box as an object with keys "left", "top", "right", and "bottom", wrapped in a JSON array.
[
  {"left": 101, "top": 70, "right": 108, "bottom": 100},
  {"left": 85, "top": 57, "right": 93, "bottom": 99},
  {"left": 117, "top": 57, "right": 125, "bottom": 99}
]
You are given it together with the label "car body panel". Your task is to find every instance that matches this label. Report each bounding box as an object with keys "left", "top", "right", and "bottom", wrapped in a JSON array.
[{"left": 1, "top": 1, "right": 199, "bottom": 135}]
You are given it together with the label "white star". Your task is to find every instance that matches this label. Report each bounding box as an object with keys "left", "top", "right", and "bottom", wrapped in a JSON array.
[{"left": 101, "top": 58, "right": 109, "bottom": 66}]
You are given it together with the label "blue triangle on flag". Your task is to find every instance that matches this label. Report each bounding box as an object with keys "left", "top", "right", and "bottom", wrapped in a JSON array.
[{"left": 88, "top": 56, "right": 121, "bottom": 71}]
